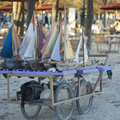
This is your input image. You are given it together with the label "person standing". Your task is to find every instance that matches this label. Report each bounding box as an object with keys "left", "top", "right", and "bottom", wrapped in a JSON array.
[
  {"left": 43, "top": 14, "right": 45, "bottom": 26},
  {"left": 45, "top": 14, "right": 48, "bottom": 25},
  {"left": 1, "top": 14, "right": 4, "bottom": 24}
]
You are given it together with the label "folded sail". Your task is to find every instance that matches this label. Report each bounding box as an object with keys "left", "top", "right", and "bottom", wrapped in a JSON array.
[
  {"left": 23, "top": 29, "right": 36, "bottom": 59},
  {"left": 38, "top": 22, "right": 57, "bottom": 59},
  {"left": 0, "top": 27, "right": 12, "bottom": 58},
  {"left": 50, "top": 26, "right": 63, "bottom": 61},
  {"left": 19, "top": 15, "right": 34, "bottom": 59}
]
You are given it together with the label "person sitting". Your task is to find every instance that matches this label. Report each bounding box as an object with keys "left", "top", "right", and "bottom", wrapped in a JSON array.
[
  {"left": 113, "top": 19, "right": 119, "bottom": 27},
  {"left": 71, "top": 20, "right": 78, "bottom": 29}
]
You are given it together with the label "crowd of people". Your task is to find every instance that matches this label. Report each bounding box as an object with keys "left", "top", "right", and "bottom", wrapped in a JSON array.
[{"left": 0, "top": 14, "right": 9, "bottom": 24}]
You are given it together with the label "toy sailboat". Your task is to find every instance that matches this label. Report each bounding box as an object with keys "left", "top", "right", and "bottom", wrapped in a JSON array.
[
  {"left": 0, "top": 24, "right": 22, "bottom": 69},
  {"left": 76, "top": 29, "right": 99, "bottom": 70},
  {"left": 50, "top": 18, "right": 79, "bottom": 71},
  {"left": 19, "top": 15, "right": 34, "bottom": 59},
  {"left": 19, "top": 14, "right": 37, "bottom": 69},
  {"left": 50, "top": 10, "right": 98, "bottom": 71},
  {"left": 0, "top": 26, "right": 21, "bottom": 59},
  {"left": 29, "top": 21, "right": 58, "bottom": 70},
  {"left": 30, "top": 10, "right": 78, "bottom": 71}
]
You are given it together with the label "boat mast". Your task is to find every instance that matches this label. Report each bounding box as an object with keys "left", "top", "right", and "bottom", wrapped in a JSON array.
[
  {"left": 11, "top": 13, "right": 14, "bottom": 57},
  {"left": 33, "top": 11, "right": 37, "bottom": 61},
  {"left": 64, "top": 7, "right": 66, "bottom": 61},
  {"left": 82, "top": 27, "right": 85, "bottom": 67},
  {"left": 35, "top": 23, "right": 38, "bottom": 60}
]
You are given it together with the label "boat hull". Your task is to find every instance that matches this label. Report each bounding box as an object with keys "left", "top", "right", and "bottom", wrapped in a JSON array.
[
  {"left": 30, "top": 61, "right": 47, "bottom": 70},
  {"left": 5, "top": 59, "right": 24, "bottom": 69},
  {"left": 56, "top": 62, "right": 78, "bottom": 71}
]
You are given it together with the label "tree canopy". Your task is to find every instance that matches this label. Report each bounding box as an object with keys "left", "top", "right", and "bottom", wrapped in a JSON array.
[
  {"left": 0, "top": 1, "right": 12, "bottom": 7},
  {"left": 1, "top": 0, "right": 120, "bottom": 14}
]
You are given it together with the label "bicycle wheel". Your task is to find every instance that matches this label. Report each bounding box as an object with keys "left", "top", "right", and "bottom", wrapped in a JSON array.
[
  {"left": 21, "top": 104, "right": 42, "bottom": 119},
  {"left": 76, "top": 79, "right": 93, "bottom": 114},
  {"left": 54, "top": 82, "right": 75, "bottom": 120},
  {"left": 49, "top": 106, "right": 54, "bottom": 110}
]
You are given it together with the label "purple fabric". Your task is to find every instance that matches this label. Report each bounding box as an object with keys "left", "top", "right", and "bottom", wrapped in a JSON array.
[
  {"left": 83, "top": 38, "right": 85, "bottom": 44},
  {"left": 0, "top": 69, "right": 12, "bottom": 73},
  {"left": 37, "top": 20, "right": 46, "bottom": 51},
  {"left": 77, "top": 68, "right": 99, "bottom": 73},
  {"left": 74, "top": 74, "right": 82, "bottom": 77},
  {"left": 11, "top": 71, "right": 48, "bottom": 75},
  {"left": 97, "top": 66, "right": 114, "bottom": 71},
  {"left": 0, "top": 65, "right": 114, "bottom": 75},
  {"left": 49, "top": 69, "right": 76, "bottom": 75},
  {"left": 38, "top": 52, "right": 42, "bottom": 59}
]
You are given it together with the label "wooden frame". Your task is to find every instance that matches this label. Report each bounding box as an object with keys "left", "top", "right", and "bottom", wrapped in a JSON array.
[{"left": 6, "top": 54, "right": 110, "bottom": 107}]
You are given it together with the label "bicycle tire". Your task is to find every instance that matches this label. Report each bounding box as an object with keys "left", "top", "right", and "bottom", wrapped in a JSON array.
[
  {"left": 54, "top": 82, "right": 75, "bottom": 120},
  {"left": 76, "top": 79, "right": 93, "bottom": 114},
  {"left": 20, "top": 104, "right": 42, "bottom": 119}
]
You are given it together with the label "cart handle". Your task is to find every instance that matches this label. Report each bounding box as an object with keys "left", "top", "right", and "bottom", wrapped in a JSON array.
[{"left": 79, "top": 54, "right": 109, "bottom": 66}]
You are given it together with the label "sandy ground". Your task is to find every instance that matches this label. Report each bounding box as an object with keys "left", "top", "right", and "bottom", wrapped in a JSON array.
[{"left": 0, "top": 41, "right": 120, "bottom": 120}]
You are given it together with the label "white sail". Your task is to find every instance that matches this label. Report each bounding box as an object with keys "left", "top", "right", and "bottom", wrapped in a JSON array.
[
  {"left": 80, "top": 38, "right": 88, "bottom": 64},
  {"left": 19, "top": 15, "right": 34, "bottom": 59},
  {"left": 84, "top": 43, "right": 88, "bottom": 63},
  {"left": 74, "top": 36, "right": 82, "bottom": 62},
  {"left": 23, "top": 29, "right": 36, "bottom": 60},
  {"left": 64, "top": 24, "right": 75, "bottom": 60},
  {"left": 50, "top": 26, "right": 63, "bottom": 61}
]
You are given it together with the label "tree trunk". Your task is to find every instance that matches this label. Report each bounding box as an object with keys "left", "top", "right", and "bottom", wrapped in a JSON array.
[
  {"left": 103, "top": 10, "right": 107, "bottom": 27},
  {"left": 27, "top": 0, "right": 35, "bottom": 28},
  {"left": 40, "top": 0, "right": 43, "bottom": 26},
  {"left": 85, "top": 0, "right": 93, "bottom": 52},
  {"left": 52, "top": 0, "right": 59, "bottom": 26},
  {"left": 13, "top": 2, "right": 24, "bottom": 36}
]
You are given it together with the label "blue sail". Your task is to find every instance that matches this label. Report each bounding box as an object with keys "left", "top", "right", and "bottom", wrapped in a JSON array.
[
  {"left": 0, "top": 27, "right": 12, "bottom": 58},
  {"left": 50, "top": 27, "right": 62, "bottom": 61}
]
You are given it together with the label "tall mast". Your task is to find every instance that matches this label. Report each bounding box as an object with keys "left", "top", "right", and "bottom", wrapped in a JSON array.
[
  {"left": 11, "top": 13, "right": 14, "bottom": 57},
  {"left": 35, "top": 23, "right": 38, "bottom": 60},
  {"left": 82, "top": 27, "right": 85, "bottom": 67},
  {"left": 33, "top": 11, "right": 37, "bottom": 60},
  {"left": 64, "top": 7, "right": 66, "bottom": 61}
]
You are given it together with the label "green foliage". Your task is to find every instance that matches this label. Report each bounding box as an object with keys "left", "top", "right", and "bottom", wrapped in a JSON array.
[{"left": 0, "top": 1, "right": 12, "bottom": 7}]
